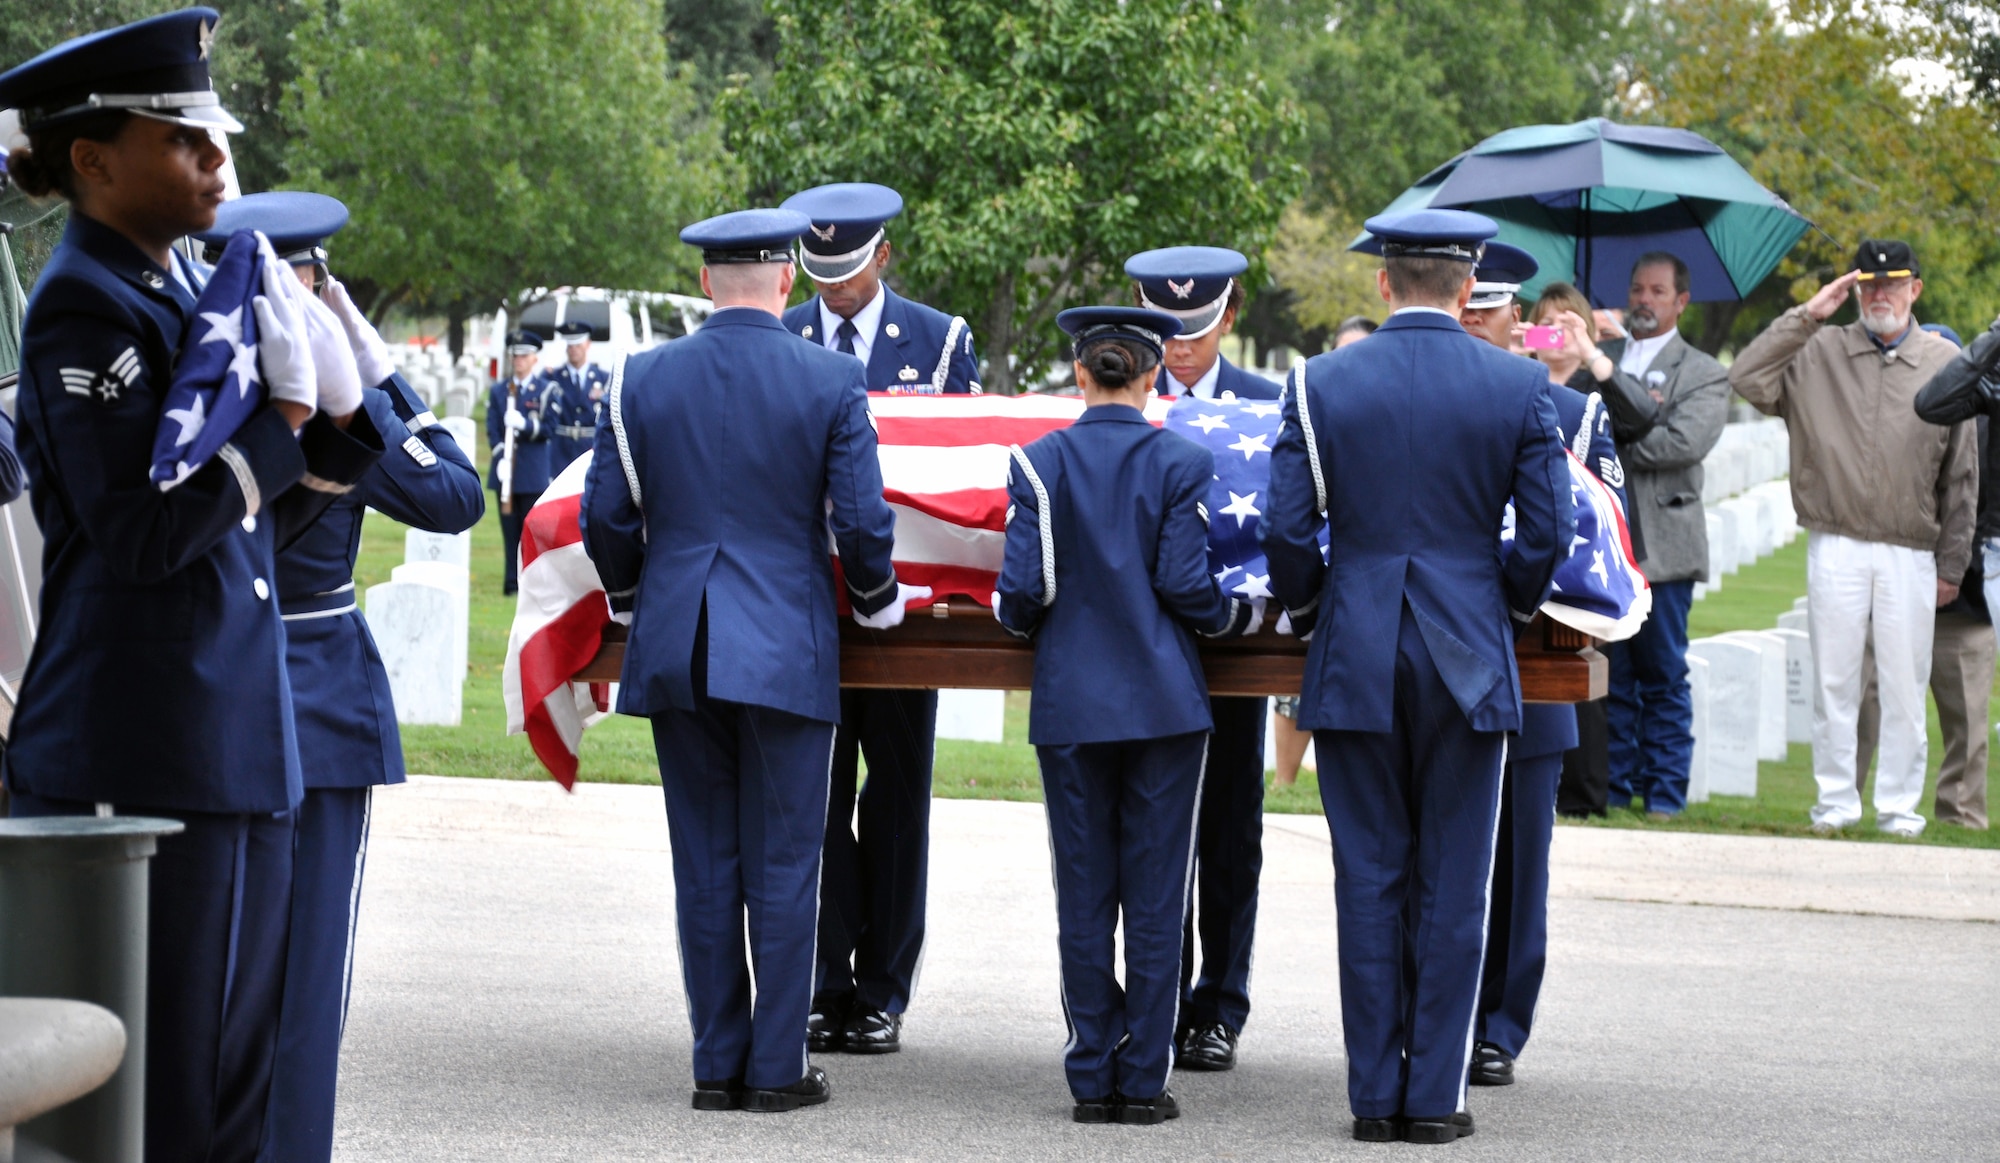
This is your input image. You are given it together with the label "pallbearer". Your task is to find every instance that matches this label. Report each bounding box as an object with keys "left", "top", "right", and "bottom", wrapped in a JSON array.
[
  {"left": 0, "top": 11, "right": 385, "bottom": 1159},
  {"left": 997, "top": 306, "right": 1257, "bottom": 1126},
  {"left": 779, "top": 182, "right": 979, "bottom": 1054},
  {"left": 486, "top": 328, "right": 552, "bottom": 595},
  {"left": 1261, "top": 209, "right": 1570, "bottom": 1144},
  {"left": 193, "top": 191, "right": 485, "bottom": 1161},
  {"left": 582, "top": 208, "right": 928, "bottom": 1112},
  {"left": 1125, "top": 245, "right": 1275, "bottom": 1072},
  {"left": 547, "top": 319, "right": 607, "bottom": 469}
]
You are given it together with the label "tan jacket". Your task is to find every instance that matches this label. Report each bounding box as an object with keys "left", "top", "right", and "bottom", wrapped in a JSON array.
[{"left": 1730, "top": 306, "right": 1978, "bottom": 578}]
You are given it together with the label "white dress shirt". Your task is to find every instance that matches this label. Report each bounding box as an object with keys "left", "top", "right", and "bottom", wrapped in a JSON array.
[
  {"left": 818, "top": 284, "right": 887, "bottom": 370},
  {"left": 1165, "top": 359, "right": 1222, "bottom": 400},
  {"left": 1619, "top": 326, "right": 1679, "bottom": 378}
]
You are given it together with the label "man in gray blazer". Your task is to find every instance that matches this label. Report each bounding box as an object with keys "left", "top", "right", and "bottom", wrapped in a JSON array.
[{"left": 1595, "top": 253, "right": 1730, "bottom": 818}]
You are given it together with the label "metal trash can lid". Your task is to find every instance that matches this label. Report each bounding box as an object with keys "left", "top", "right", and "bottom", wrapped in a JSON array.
[{"left": 0, "top": 817, "right": 186, "bottom": 864}]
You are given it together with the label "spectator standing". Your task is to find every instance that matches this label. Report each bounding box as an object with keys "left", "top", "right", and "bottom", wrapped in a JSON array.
[
  {"left": 1595, "top": 253, "right": 1731, "bottom": 818},
  {"left": 1730, "top": 240, "right": 1976, "bottom": 835}
]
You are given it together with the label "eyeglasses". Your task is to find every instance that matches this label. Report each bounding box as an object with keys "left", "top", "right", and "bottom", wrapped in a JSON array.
[{"left": 1857, "top": 275, "right": 1913, "bottom": 296}]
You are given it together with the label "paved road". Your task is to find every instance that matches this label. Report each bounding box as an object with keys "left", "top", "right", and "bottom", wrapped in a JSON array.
[{"left": 334, "top": 777, "right": 2000, "bottom": 1161}]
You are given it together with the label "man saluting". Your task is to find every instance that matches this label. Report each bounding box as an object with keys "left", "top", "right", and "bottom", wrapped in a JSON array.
[
  {"left": 582, "top": 207, "right": 930, "bottom": 1113},
  {"left": 1261, "top": 209, "right": 1571, "bottom": 1145}
]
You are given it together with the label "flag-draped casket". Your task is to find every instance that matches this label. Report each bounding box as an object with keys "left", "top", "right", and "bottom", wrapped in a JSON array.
[{"left": 504, "top": 391, "right": 1640, "bottom": 786}]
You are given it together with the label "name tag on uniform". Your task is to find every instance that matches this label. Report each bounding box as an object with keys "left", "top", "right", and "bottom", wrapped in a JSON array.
[{"left": 402, "top": 434, "right": 438, "bottom": 468}]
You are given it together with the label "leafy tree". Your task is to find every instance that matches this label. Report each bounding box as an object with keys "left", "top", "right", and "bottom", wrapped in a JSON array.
[
  {"left": 663, "top": 0, "right": 775, "bottom": 103},
  {"left": 287, "top": 0, "right": 740, "bottom": 348},
  {"left": 724, "top": 0, "right": 1303, "bottom": 394},
  {"left": 1628, "top": 0, "right": 2000, "bottom": 349}
]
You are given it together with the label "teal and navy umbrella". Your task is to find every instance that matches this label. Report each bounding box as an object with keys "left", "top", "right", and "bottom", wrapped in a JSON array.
[{"left": 1356, "top": 118, "right": 1812, "bottom": 305}]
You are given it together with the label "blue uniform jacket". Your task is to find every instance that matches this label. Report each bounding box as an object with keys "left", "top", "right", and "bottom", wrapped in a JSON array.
[
  {"left": 485, "top": 373, "right": 559, "bottom": 494},
  {"left": 782, "top": 286, "right": 980, "bottom": 395},
  {"left": 997, "top": 405, "right": 1253, "bottom": 745},
  {"left": 581, "top": 308, "right": 900, "bottom": 723},
  {"left": 1517, "top": 380, "right": 1625, "bottom": 758},
  {"left": 3, "top": 212, "right": 384, "bottom": 813},
  {"left": 278, "top": 376, "right": 485, "bottom": 788},
  {"left": 544, "top": 360, "right": 611, "bottom": 470},
  {"left": 1262, "top": 309, "right": 1572, "bottom": 735}
]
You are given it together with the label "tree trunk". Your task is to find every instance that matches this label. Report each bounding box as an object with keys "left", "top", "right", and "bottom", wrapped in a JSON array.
[
  {"left": 984, "top": 270, "right": 1018, "bottom": 395},
  {"left": 447, "top": 300, "right": 469, "bottom": 360},
  {"left": 1694, "top": 300, "right": 1743, "bottom": 357}
]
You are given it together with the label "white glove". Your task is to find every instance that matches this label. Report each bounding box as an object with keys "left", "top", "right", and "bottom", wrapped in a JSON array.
[
  {"left": 505, "top": 408, "right": 528, "bottom": 432},
  {"left": 325, "top": 277, "right": 395, "bottom": 387},
  {"left": 609, "top": 610, "right": 633, "bottom": 626},
  {"left": 1275, "top": 610, "right": 1314, "bottom": 643},
  {"left": 252, "top": 238, "right": 316, "bottom": 415},
  {"left": 991, "top": 591, "right": 1002, "bottom": 620},
  {"left": 1243, "top": 598, "right": 1266, "bottom": 636},
  {"left": 852, "top": 583, "right": 934, "bottom": 630},
  {"left": 299, "top": 289, "right": 362, "bottom": 417}
]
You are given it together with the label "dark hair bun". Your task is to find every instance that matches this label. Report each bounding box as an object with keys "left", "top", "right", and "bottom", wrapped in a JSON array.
[
  {"left": 4, "top": 148, "right": 57, "bottom": 199},
  {"left": 1083, "top": 341, "right": 1136, "bottom": 388}
]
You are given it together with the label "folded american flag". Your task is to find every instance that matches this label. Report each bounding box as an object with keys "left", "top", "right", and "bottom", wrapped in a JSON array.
[{"left": 151, "top": 231, "right": 263, "bottom": 490}]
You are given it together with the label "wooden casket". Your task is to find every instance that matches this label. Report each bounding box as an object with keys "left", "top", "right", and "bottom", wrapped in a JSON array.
[{"left": 574, "top": 603, "right": 1605, "bottom": 703}]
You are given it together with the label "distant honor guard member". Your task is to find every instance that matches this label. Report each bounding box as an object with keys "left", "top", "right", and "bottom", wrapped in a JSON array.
[
  {"left": 582, "top": 207, "right": 931, "bottom": 1112},
  {"left": 997, "top": 305, "right": 1258, "bottom": 1126},
  {"left": 1262, "top": 209, "right": 1571, "bottom": 1145},
  {"left": 1126, "top": 245, "right": 1275, "bottom": 1073},
  {"left": 547, "top": 318, "right": 608, "bottom": 469},
  {"left": 0, "top": 10, "right": 387, "bottom": 1158},
  {"left": 196, "top": 191, "right": 486, "bottom": 1162},
  {"left": 486, "top": 328, "right": 553, "bottom": 594},
  {"left": 779, "top": 181, "right": 979, "bottom": 1055}
]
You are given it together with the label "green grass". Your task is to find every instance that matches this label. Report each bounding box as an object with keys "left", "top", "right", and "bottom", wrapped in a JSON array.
[{"left": 382, "top": 429, "right": 1990, "bottom": 846}]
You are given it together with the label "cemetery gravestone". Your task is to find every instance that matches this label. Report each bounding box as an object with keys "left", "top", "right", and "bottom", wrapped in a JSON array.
[
  {"left": 1770, "top": 627, "right": 1814, "bottom": 745},
  {"left": 364, "top": 581, "right": 461, "bottom": 725},
  {"left": 1721, "top": 631, "right": 1789, "bottom": 761},
  {"left": 1685, "top": 637, "right": 1761, "bottom": 796},
  {"left": 1686, "top": 654, "right": 1711, "bottom": 804},
  {"left": 934, "top": 690, "right": 1005, "bottom": 743}
]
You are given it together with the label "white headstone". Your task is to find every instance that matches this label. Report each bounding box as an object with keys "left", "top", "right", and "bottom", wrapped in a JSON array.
[
  {"left": 1712, "top": 506, "right": 1742, "bottom": 576},
  {"left": 444, "top": 384, "right": 476, "bottom": 420},
  {"left": 1686, "top": 654, "right": 1711, "bottom": 804},
  {"left": 405, "top": 528, "right": 471, "bottom": 570},
  {"left": 1721, "top": 631, "right": 1788, "bottom": 761},
  {"left": 392, "top": 561, "right": 470, "bottom": 681},
  {"left": 442, "top": 416, "right": 479, "bottom": 460},
  {"left": 1685, "top": 637, "right": 1761, "bottom": 796},
  {"left": 1768, "top": 627, "right": 1815, "bottom": 745},
  {"left": 1792, "top": 595, "right": 1810, "bottom": 612},
  {"left": 934, "top": 689, "right": 1005, "bottom": 743},
  {"left": 1776, "top": 609, "right": 1807, "bottom": 633},
  {"left": 1262, "top": 699, "right": 1318, "bottom": 772},
  {"left": 364, "top": 580, "right": 461, "bottom": 725}
]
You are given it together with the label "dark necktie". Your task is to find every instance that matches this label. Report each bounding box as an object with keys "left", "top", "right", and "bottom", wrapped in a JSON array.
[{"left": 836, "top": 319, "right": 859, "bottom": 356}]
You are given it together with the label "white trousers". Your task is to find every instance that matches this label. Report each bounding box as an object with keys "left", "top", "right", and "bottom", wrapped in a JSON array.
[{"left": 1806, "top": 532, "right": 1934, "bottom": 833}]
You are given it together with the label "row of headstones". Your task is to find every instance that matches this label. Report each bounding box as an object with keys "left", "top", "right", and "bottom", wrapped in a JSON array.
[
  {"left": 1694, "top": 478, "right": 1799, "bottom": 600},
  {"left": 388, "top": 344, "right": 482, "bottom": 420},
  {"left": 1683, "top": 595, "right": 1814, "bottom": 804},
  {"left": 1700, "top": 417, "right": 1789, "bottom": 507},
  {"left": 359, "top": 429, "right": 479, "bottom": 726}
]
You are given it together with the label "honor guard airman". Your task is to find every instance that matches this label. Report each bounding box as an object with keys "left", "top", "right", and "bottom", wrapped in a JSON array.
[
  {"left": 1125, "top": 245, "right": 1274, "bottom": 1073},
  {"left": 1262, "top": 209, "right": 1571, "bottom": 1144},
  {"left": 195, "top": 191, "right": 486, "bottom": 1162},
  {"left": 997, "top": 306, "right": 1257, "bottom": 1125},
  {"left": 547, "top": 319, "right": 608, "bottom": 469},
  {"left": 778, "top": 181, "right": 979, "bottom": 1054},
  {"left": 581, "top": 208, "right": 929, "bottom": 1112},
  {"left": 0, "top": 12, "right": 387, "bottom": 1158},
  {"left": 1454, "top": 242, "right": 1626, "bottom": 1090},
  {"left": 487, "top": 328, "right": 552, "bottom": 594}
]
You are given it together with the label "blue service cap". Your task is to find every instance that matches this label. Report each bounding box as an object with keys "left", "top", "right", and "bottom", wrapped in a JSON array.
[
  {"left": 780, "top": 183, "right": 904, "bottom": 283},
  {"left": 1125, "top": 246, "right": 1248, "bottom": 341},
  {"left": 680, "top": 208, "right": 810, "bottom": 266},
  {"left": 1057, "top": 306, "right": 1185, "bottom": 361},
  {"left": 1922, "top": 322, "right": 1963, "bottom": 347},
  {"left": 555, "top": 320, "right": 593, "bottom": 344},
  {"left": 0, "top": 8, "right": 242, "bottom": 135},
  {"left": 195, "top": 191, "right": 348, "bottom": 265},
  {"left": 1359, "top": 208, "right": 1498, "bottom": 263},
  {"left": 1467, "top": 241, "right": 1540, "bottom": 310},
  {"left": 506, "top": 330, "right": 544, "bottom": 355}
]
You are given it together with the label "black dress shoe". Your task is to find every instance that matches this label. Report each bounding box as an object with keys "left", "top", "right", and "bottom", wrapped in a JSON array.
[
  {"left": 1072, "top": 1096, "right": 1116, "bottom": 1123},
  {"left": 1175, "top": 1022, "right": 1238, "bottom": 1072},
  {"left": 1116, "top": 1090, "right": 1180, "bottom": 1125},
  {"left": 808, "top": 995, "right": 851, "bottom": 1054},
  {"left": 840, "top": 1007, "right": 902, "bottom": 1054},
  {"left": 691, "top": 1077, "right": 743, "bottom": 1111},
  {"left": 1470, "top": 1041, "right": 1514, "bottom": 1086},
  {"left": 1403, "top": 1111, "right": 1475, "bottom": 1143},
  {"left": 744, "top": 1065, "right": 831, "bottom": 1113},
  {"left": 1353, "top": 1117, "right": 1400, "bottom": 1142}
]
